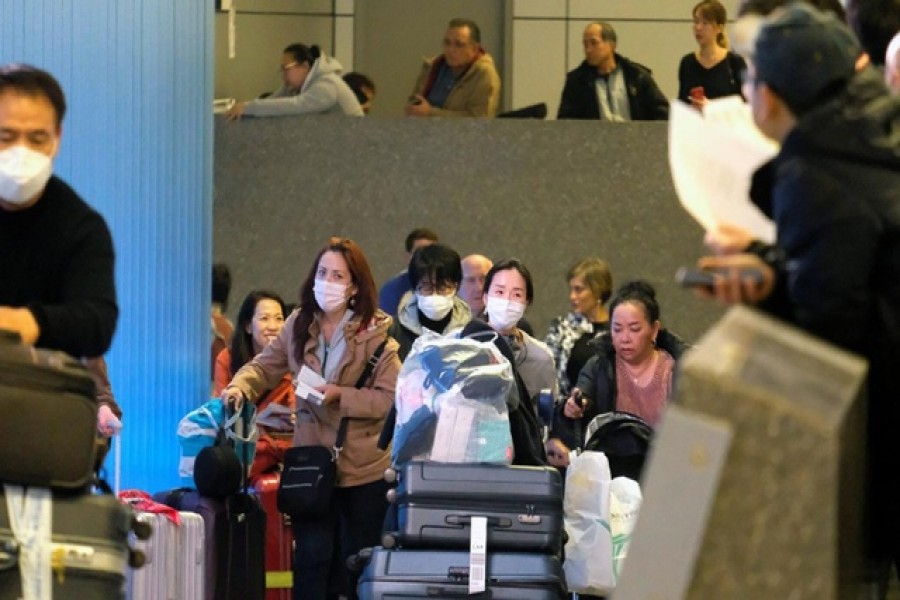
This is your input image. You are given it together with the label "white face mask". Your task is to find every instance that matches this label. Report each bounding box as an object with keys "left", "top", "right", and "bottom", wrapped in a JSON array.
[
  {"left": 314, "top": 279, "right": 349, "bottom": 313},
  {"left": 0, "top": 145, "right": 53, "bottom": 205},
  {"left": 486, "top": 296, "right": 527, "bottom": 333},
  {"left": 416, "top": 293, "right": 454, "bottom": 321}
]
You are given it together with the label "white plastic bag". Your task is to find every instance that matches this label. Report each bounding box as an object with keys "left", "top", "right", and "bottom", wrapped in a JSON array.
[
  {"left": 563, "top": 451, "right": 614, "bottom": 596},
  {"left": 610, "top": 476, "right": 643, "bottom": 581},
  {"left": 392, "top": 330, "right": 514, "bottom": 464}
]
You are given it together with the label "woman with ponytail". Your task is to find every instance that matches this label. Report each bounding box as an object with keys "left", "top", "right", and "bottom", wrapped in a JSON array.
[
  {"left": 226, "top": 42, "right": 364, "bottom": 119},
  {"left": 677, "top": 0, "right": 747, "bottom": 109}
]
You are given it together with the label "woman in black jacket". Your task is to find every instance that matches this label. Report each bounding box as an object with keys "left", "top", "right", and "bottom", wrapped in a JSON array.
[{"left": 548, "top": 281, "right": 687, "bottom": 462}]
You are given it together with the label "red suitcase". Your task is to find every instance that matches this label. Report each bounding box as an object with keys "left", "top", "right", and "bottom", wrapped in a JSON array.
[{"left": 252, "top": 473, "right": 294, "bottom": 600}]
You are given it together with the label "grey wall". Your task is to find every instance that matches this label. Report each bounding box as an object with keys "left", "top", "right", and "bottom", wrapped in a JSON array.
[
  {"left": 214, "top": 0, "right": 337, "bottom": 101},
  {"left": 213, "top": 117, "right": 723, "bottom": 344}
]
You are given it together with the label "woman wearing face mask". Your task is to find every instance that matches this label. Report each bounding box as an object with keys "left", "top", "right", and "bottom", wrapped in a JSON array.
[
  {"left": 482, "top": 259, "right": 557, "bottom": 403},
  {"left": 225, "top": 42, "right": 364, "bottom": 120},
  {"left": 550, "top": 281, "right": 687, "bottom": 467},
  {"left": 221, "top": 237, "right": 400, "bottom": 600},
  {"left": 213, "top": 290, "right": 292, "bottom": 480},
  {"left": 388, "top": 242, "right": 472, "bottom": 361}
]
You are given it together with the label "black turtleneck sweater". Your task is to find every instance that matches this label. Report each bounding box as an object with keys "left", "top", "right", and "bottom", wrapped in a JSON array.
[{"left": 0, "top": 176, "right": 117, "bottom": 357}]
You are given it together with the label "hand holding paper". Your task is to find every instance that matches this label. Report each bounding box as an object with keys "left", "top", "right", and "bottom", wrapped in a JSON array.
[{"left": 295, "top": 366, "right": 326, "bottom": 405}]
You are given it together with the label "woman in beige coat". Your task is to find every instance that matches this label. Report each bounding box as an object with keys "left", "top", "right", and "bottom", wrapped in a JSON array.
[{"left": 223, "top": 236, "right": 400, "bottom": 600}]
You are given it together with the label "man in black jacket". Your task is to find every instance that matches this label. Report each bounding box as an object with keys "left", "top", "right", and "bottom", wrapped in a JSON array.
[
  {"left": 557, "top": 22, "right": 668, "bottom": 121},
  {"left": 697, "top": 4, "right": 900, "bottom": 575}
]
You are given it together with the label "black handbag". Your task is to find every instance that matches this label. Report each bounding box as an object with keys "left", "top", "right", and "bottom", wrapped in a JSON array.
[
  {"left": 194, "top": 401, "right": 256, "bottom": 498},
  {"left": 277, "top": 340, "right": 387, "bottom": 517}
]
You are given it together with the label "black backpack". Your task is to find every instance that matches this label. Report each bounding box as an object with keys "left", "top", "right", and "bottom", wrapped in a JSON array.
[{"left": 583, "top": 411, "right": 653, "bottom": 481}]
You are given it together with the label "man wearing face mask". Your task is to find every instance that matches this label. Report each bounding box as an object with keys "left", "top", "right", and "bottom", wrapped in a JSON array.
[
  {"left": 482, "top": 259, "right": 558, "bottom": 404},
  {"left": 388, "top": 243, "right": 471, "bottom": 361},
  {"left": 0, "top": 64, "right": 118, "bottom": 357}
]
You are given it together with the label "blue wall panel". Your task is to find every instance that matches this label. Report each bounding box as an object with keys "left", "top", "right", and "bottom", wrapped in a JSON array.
[{"left": 1, "top": 0, "right": 213, "bottom": 493}]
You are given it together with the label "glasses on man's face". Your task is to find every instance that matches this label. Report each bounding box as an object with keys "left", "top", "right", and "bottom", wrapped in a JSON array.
[
  {"left": 443, "top": 39, "right": 473, "bottom": 50},
  {"left": 416, "top": 283, "right": 455, "bottom": 296},
  {"left": 279, "top": 61, "right": 298, "bottom": 74}
]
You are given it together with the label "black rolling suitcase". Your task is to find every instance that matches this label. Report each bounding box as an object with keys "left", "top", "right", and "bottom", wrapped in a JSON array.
[
  {"left": 154, "top": 487, "right": 266, "bottom": 600},
  {"left": 0, "top": 330, "right": 98, "bottom": 489},
  {"left": 357, "top": 547, "right": 567, "bottom": 600},
  {"left": 383, "top": 461, "right": 563, "bottom": 554},
  {"left": 219, "top": 492, "right": 266, "bottom": 600},
  {"left": 0, "top": 490, "right": 133, "bottom": 599}
]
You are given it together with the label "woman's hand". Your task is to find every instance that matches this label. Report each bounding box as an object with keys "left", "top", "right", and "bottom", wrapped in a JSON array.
[
  {"left": 316, "top": 384, "right": 343, "bottom": 405},
  {"left": 225, "top": 101, "right": 247, "bottom": 121},
  {"left": 221, "top": 387, "right": 246, "bottom": 411},
  {"left": 563, "top": 388, "right": 588, "bottom": 419},
  {"left": 546, "top": 438, "right": 570, "bottom": 467}
]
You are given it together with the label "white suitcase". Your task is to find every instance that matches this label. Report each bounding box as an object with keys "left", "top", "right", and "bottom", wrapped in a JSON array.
[{"left": 127, "top": 511, "right": 205, "bottom": 600}]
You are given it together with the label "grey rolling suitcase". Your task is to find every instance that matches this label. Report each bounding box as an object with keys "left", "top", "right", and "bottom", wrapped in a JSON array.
[
  {"left": 383, "top": 461, "right": 564, "bottom": 554},
  {"left": 0, "top": 490, "right": 133, "bottom": 599},
  {"left": 357, "top": 547, "right": 567, "bottom": 600},
  {"left": 126, "top": 510, "right": 205, "bottom": 600}
]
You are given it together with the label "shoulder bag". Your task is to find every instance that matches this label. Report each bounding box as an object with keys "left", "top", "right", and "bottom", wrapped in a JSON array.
[{"left": 277, "top": 340, "right": 387, "bottom": 517}]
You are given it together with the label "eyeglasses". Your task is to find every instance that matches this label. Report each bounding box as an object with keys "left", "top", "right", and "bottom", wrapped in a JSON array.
[
  {"left": 279, "top": 61, "right": 298, "bottom": 73},
  {"left": 415, "top": 283, "right": 456, "bottom": 296},
  {"left": 443, "top": 39, "right": 474, "bottom": 49}
]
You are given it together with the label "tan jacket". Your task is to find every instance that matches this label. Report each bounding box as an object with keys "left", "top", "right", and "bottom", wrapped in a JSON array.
[
  {"left": 411, "top": 53, "right": 501, "bottom": 117},
  {"left": 225, "top": 309, "right": 400, "bottom": 487}
]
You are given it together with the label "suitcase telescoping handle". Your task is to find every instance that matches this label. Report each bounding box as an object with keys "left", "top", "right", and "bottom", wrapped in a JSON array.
[{"left": 445, "top": 515, "right": 512, "bottom": 529}]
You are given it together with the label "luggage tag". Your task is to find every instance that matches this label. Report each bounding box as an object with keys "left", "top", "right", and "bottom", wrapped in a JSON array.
[
  {"left": 468, "top": 516, "right": 487, "bottom": 594},
  {"left": 4, "top": 484, "right": 52, "bottom": 600}
]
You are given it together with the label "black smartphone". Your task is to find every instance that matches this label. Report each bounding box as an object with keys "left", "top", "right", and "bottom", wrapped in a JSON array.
[{"left": 675, "top": 266, "right": 763, "bottom": 288}]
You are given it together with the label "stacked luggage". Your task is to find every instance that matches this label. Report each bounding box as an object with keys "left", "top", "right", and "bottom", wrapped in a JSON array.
[
  {"left": 353, "top": 330, "right": 568, "bottom": 599},
  {"left": 0, "top": 331, "right": 142, "bottom": 599},
  {"left": 359, "top": 461, "right": 568, "bottom": 600}
]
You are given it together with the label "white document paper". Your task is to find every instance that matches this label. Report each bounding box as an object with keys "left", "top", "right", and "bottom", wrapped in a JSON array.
[
  {"left": 295, "top": 366, "right": 326, "bottom": 405},
  {"left": 668, "top": 97, "right": 779, "bottom": 244}
]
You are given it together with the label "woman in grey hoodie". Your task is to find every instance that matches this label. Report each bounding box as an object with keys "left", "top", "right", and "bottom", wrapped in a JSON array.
[{"left": 226, "top": 43, "right": 363, "bottom": 119}]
